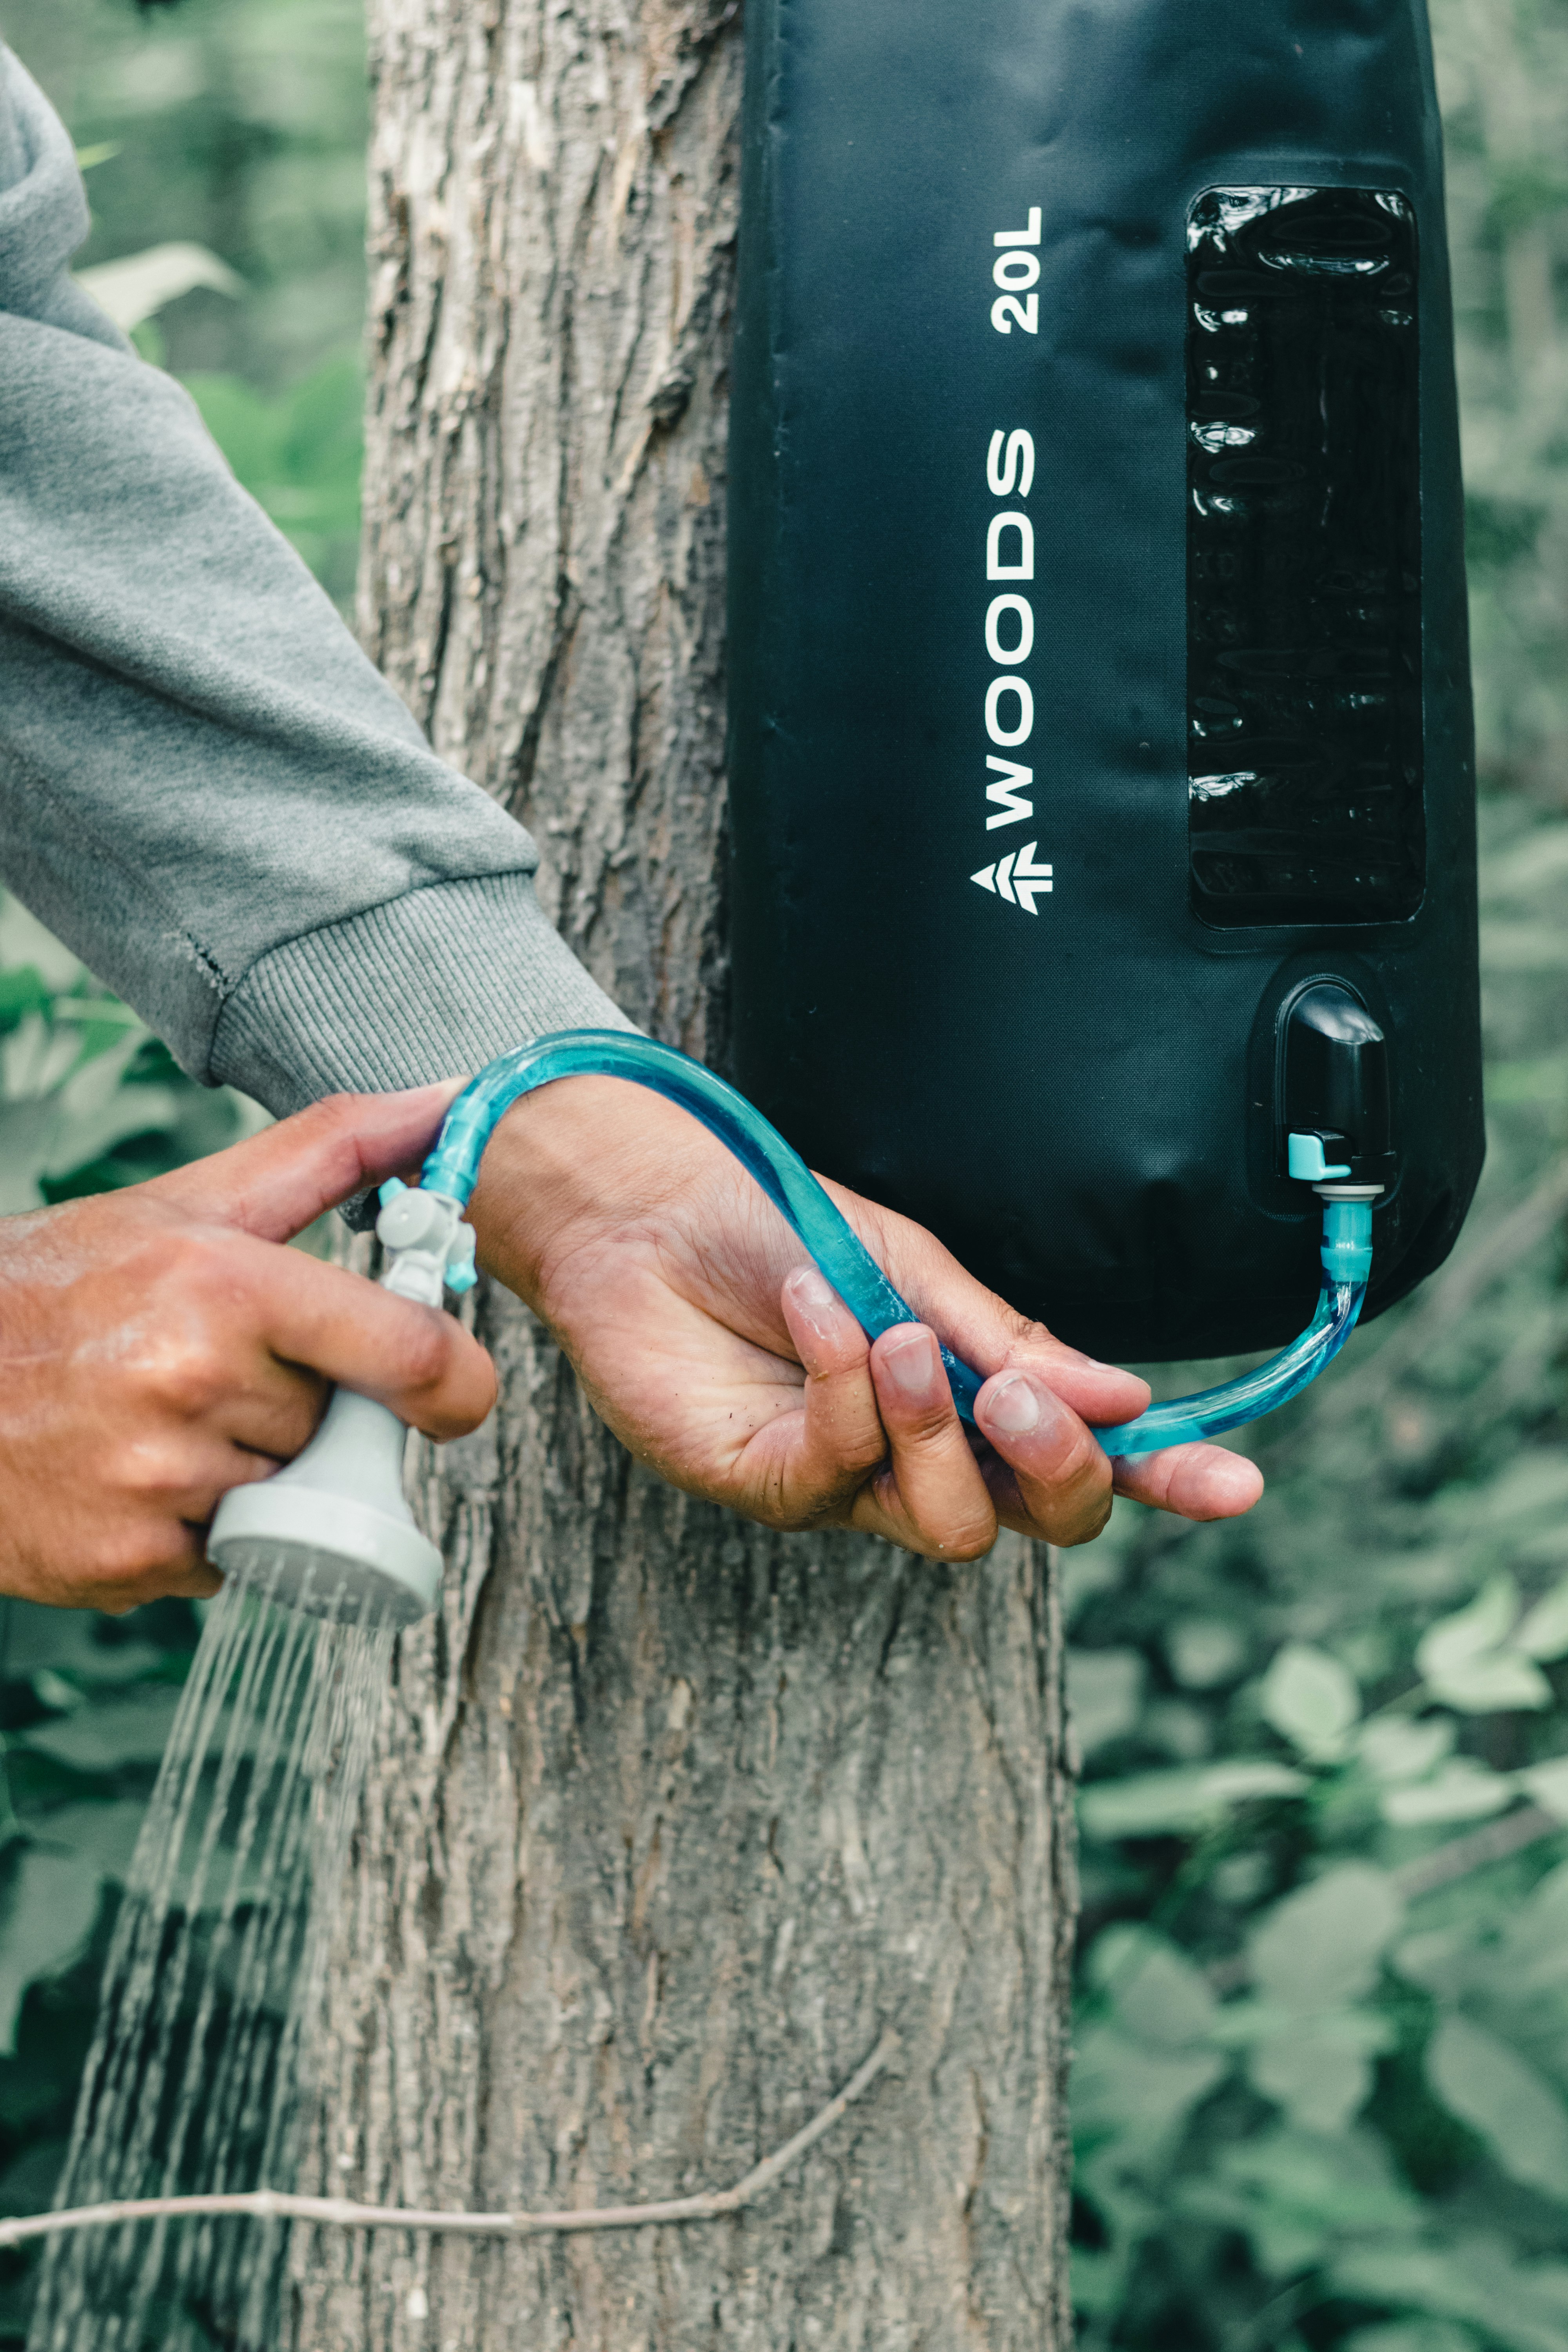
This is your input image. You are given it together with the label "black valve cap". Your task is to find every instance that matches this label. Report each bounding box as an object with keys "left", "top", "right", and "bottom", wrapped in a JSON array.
[{"left": 1282, "top": 985, "right": 1396, "bottom": 1184}]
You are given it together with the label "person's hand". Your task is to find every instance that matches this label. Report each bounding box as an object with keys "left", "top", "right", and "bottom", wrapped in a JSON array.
[
  {"left": 0, "top": 1087, "right": 495, "bottom": 1613},
  {"left": 468, "top": 1075, "right": 1263, "bottom": 1557}
]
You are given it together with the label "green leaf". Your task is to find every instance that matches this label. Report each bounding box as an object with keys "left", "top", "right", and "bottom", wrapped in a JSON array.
[
  {"left": 1481, "top": 825, "right": 1568, "bottom": 904},
  {"left": 1381, "top": 1760, "right": 1516, "bottom": 1826},
  {"left": 30, "top": 1671, "right": 83, "bottom": 1718},
  {"left": 1218, "top": 2002, "right": 1399, "bottom": 2136},
  {"left": 0, "top": 1850, "right": 103, "bottom": 2054},
  {"left": 1428, "top": 2014, "right": 1568, "bottom": 2203},
  {"left": 1425, "top": 1653, "right": 1553, "bottom": 1714},
  {"left": 1183, "top": 2125, "right": 1423, "bottom": 2281},
  {"left": 1213, "top": 2002, "right": 1395, "bottom": 2058},
  {"left": 1417, "top": 1577, "right": 1520, "bottom": 1679},
  {"left": 1078, "top": 1759, "right": 1308, "bottom": 1841},
  {"left": 21, "top": 1688, "right": 182, "bottom": 1773},
  {"left": 0, "top": 1602, "right": 167, "bottom": 1689},
  {"left": 182, "top": 373, "right": 282, "bottom": 486},
  {"left": 1214, "top": 2002, "right": 1396, "bottom": 2144},
  {"left": 0, "top": 1012, "right": 82, "bottom": 1104},
  {"left": 1249, "top": 1864, "right": 1403, "bottom": 2011},
  {"left": 1515, "top": 1756, "right": 1568, "bottom": 1822},
  {"left": 37, "top": 1801, "right": 149, "bottom": 1884},
  {"left": 1485, "top": 1056, "right": 1568, "bottom": 1106},
  {"left": 1066, "top": 1648, "right": 1145, "bottom": 1759},
  {"left": 1480, "top": 920, "right": 1568, "bottom": 970},
  {"left": 1167, "top": 1619, "right": 1247, "bottom": 1689},
  {"left": 1247, "top": 2028, "right": 1379, "bottom": 2136},
  {"left": 0, "top": 899, "right": 80, "bottom": 991},
  {"left": 1515, "top": 1577, "right": 1568, "bottom": 1660},
  {"left": 0, "top": 1019, "right": 178, "bottom": 1213},
  {"left": 1088, "top": 1926, "right": 1217, "bottom": 2047},
  {"left": 1260, "top": 1642, "right": 1361, "bottom": 1760},
  {"left": 1455, "top": 1454, "right": 1568, "bottom": 1532},
  {"left": 1343, "top": 2328, "right": 1482, "bottom": 2352},
  {"left": 1330, "top": 2238, "right": 1568, "bottom": 2352},
  {"left": 182, "top": 354, "right": 364, "bottom": 558},
  {"left": 0, "top": 2138, "right": 68, "bottom": 2221},
  {"left": 1413, "top": 1579, "right": 1552, "bottom": 1709},
  {"left": 1067, "top": 2247, "right": 1124, "bottom": 2317},
  {"left": 1073, "top": 2023, "right": 1225, "bottom": 2156},
  {"left": 74, "top": 242, "right": 244, "bottom": 333},
  {"left": 1358, "top": 1717, "right": 1455, "bottom": 1784}
]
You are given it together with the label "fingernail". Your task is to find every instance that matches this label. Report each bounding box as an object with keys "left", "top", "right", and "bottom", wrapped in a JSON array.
[
  {"left": 984, "top": 1373, "right": 1044, "bottom": 1434},
  {"left": 785, "top": 1265, "right": 842, "bottom": 1341},
  {"left": 882, "top": 1330, "right": 938, "bottom": 1396}
]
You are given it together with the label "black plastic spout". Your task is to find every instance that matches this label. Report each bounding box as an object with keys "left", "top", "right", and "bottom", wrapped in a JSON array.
[{"left": 1281, "top": 985, "right": 1396, "bottom": 1186}]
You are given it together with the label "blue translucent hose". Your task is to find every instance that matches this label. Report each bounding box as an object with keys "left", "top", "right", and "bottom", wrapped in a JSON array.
[{"left": 421, "top": 1031, "right": 1372, "bottom": 1461}]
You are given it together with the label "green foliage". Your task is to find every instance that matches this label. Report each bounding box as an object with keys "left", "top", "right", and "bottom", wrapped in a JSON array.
[
  {"left": 0, "top": 1593, "right": 203, "bottom": 2331},
  {"left": 182, "top": 353, "right": 365, "bottom": 600},
  {"left": 10, "top": 0, "right": 368, "bottom": 607},
  {"left": 11, "top": 0, "right": 368, "bottom": 393},
  {"left": 1071, "top": 760, "right": 1568, "bottom": 2344},
  {"left": 0, "top": 898, "right": 254, "bottom": 1212},
  {"left": 1072, "top": 1545, "right": 1568, "bottom": 2345},
  {"left": 1436, "top": 0, "right": 1568, "bottom": 797},
  {"left": 1066, "top": 7, "right": 1568, "bottom": 2328}
]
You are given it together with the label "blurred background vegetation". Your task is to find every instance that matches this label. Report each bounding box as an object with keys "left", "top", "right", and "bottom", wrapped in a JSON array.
[
  {"left": 18, "top": 0, "right": 367, "bottom": 608},
  {"left": 0, "top": 0, "right": 1566, "bottom": 2346}
]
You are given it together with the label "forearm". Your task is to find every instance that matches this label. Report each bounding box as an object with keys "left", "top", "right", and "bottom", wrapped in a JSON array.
[{"left": 209, "top": 879, "right": 632, "bottom": 1116}]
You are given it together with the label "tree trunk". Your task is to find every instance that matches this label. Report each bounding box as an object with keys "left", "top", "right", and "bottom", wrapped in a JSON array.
[{"left": 298, "top": 3, "right": 1077, "bottom": 2345}]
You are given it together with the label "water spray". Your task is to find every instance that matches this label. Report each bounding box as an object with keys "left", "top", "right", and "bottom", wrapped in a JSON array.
[{"left": 208, "top": 1020, "right": 1384, "bottom": 1626}]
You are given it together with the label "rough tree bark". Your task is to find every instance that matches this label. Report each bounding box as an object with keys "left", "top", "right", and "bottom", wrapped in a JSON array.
[{"left": 299, "top": 3, "right": 1077, "bottom": 2345}]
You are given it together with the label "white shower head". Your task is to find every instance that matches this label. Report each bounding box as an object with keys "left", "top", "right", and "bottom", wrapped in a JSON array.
[
  {"left": 207, "top": 1386, "right": 443, "bottom": 1626},
  {"left": 207, "top": 1184, "right": 476, "bottom": 1625}
]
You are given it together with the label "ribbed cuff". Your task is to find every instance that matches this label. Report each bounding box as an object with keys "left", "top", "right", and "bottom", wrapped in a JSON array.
[{"left": 211, "top": 872, "right": 636, "bottom": 1113}]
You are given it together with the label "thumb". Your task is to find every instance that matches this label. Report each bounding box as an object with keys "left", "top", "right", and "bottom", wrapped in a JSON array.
[{"left": 149, "top": 1082, "right": 468, "bottom": 1243}]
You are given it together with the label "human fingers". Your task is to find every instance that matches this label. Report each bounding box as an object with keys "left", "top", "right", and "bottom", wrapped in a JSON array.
[
  {"left": 237, "top": 1240, "right": 495, "bottom": 1440},
  {"left": 109, "top": 1426, "right": 292, "bottom": 1523},
  {"left": 1111, "top": 1442, "right": 1263, "bottom": 1520},
  {"left": 10, "top": 1511, "right": 227, "bottom": 1616},
  {"left": 89, "top": 1550, "right": 227, "bottom": 1613},
  {"left": 132, "top": 1231, "right": 492, "bottom": 1443},
  {"left": 214, "top": 1365, "right": 326, "bottom": 1465},
  {"left": 151, "top": 1082, "right": 467, "bottom": 1244},
  {"left": 9, "top": 1416, "right": 309, "bottom": 1615},
  {"left": 826, "top": 1182, "right": 1153, "bottom": 1429},
  {"left": 972, "top": 1369, "right": 1116, "bottom": 1546},
  {"left": 105, "top": 1526, "right": 226, "bottom": 1613},
  {"left": 860, "top": 1325, "right": 998, "bottom": 1561},
  {"left": 176, "top": 1334, "right": 328, "bottom": 1463},
  {"left": 768, "top": 1265, "right": 891, "bottom": 1522}
]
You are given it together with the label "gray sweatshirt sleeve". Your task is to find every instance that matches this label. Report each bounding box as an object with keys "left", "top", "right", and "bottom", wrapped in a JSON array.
[{"left": 0, "top": 45, "right": 630, "bottom": 1116}]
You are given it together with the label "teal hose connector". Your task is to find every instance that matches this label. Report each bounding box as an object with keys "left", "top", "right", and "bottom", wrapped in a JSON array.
[{"left": 1320, "top": 1196, "right": 1376, "bottom": 1287}]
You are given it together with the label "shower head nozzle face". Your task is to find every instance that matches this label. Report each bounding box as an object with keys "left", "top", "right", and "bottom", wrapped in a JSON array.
[{"left": 210, "top": 1523, "right": 439, "bottom": 1628}]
